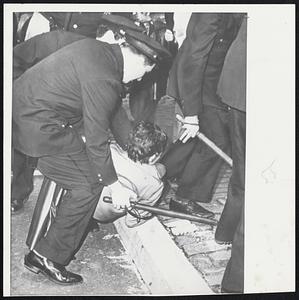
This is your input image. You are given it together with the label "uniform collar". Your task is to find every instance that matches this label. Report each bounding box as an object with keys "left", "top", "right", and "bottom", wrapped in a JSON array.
[{"left": 110, "top": 44, "right": 124, "bottom": 83}]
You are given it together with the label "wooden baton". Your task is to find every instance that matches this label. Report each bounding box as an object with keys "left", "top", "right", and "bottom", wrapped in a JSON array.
[
  {"left": 176, "top": 114, "right": 233, "bottom": 167},
  {"left": 103, "top": 197, "right": 218, "bottom": 226}
]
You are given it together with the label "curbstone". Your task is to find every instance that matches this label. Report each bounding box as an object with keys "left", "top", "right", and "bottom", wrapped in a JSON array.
[{"left": 114, "top": 216, "right": 214, "bottom": 295}]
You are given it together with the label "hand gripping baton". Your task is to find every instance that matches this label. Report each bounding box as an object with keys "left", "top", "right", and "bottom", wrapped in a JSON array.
[
  {"left": 176, "top": 114, "right": 233, "bottom": 167},
  {"left": 103, "top": 196, "right": 218, "bottom": 226}
]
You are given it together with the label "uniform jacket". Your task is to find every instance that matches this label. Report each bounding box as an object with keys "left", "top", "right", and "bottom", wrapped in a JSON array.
[
  {"left": 41, "top": 12, "right": 105, "bottom": 38},
  {"left": 217, "top": 16, "right": 247, "bottom": 112},
  {"left": 13, "top": 30, "right": 86, "bottom": 80},
  {"left": 167, "top": 13, "right": 244, "bottom": 116},
  {"left": 13, "top": 39, "right": 124, "bottom": 185}
]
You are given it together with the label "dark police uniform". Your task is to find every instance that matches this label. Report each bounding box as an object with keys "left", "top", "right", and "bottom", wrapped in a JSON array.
[
  {"left": 216, "top": 16, "right": 247, "bottom": 293},
  {"left": 13, "top": 30, "right": 85, "bottom": 80},
  {"left": 12, "top": 31, "right": 86, "bottom": 210},
  {"left": 23, "top": 12, "right": 175, "bottom": 129},
  {"left": 11, "top": 17, "right": 144, "bottom": 212},
  {"left": 162, "top": 13, "right": 244, "bottom": 203},
  {"left": 40, "top": 12, "right": 106, "bottom": 37},
  {"left": 13, "top": 26, "right": 171, "bottom": 267},
  {"left": 13, "top": 39, "right": 125, "bottom": 264}
]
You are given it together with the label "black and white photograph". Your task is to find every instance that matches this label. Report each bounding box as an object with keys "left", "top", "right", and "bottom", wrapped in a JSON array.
[{"left": 3, "top": 3, "right": 295, "bottom": 297}]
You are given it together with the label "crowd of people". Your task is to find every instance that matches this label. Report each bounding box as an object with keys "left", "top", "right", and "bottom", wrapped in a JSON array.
[{"left": 11, "top": 11, "right": 246, "bottom": 293}]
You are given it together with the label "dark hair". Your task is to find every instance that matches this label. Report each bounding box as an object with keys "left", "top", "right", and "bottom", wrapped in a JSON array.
[{"left": 126, "top": 121, "right": 167, "bottom": 164}]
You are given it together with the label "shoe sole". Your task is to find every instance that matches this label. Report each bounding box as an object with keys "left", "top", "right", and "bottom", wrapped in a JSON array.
[
  {"left": 24, "top": 256, "right": 41, "bottom": 274},
  {"left": 24, "top": 257, "right": 83, "bottom": 286},
  {"left": 169, "top": 203, "right": 215, "bottom": 219},
  {"left": 215, "top": 239, "right": 232, "bottom": 245}
]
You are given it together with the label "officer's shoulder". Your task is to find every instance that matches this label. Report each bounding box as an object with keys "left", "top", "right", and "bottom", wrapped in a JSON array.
[
  {"left": 72, "top": 38, "right": 110, "bottom": 49},
  {"left": 65, "top": 37, "right": 103, "bottom": 52}
]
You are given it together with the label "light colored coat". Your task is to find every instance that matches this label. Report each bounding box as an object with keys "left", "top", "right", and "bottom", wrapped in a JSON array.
[{"left": 94, "top": 141, "right": 164, "bottom": 228}]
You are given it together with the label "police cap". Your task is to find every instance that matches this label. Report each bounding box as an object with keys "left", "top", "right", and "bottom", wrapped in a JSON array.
[
  {"left": 124, "top": 29, "right": 172, "bottom": 64},
  {"left": 100, "top": 14, "right": 144, "bottom": 33}
]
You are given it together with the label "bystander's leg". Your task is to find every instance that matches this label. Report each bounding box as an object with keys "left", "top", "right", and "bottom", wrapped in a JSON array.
[
  {"left": 215, "top": 108, "right": 245, "bottom": 243},
  {"left": 11, "top": 148, "right": 38, "bottom": 213},
  {"left": 217, "top": 108, "right": 245, "bottom": 293}
]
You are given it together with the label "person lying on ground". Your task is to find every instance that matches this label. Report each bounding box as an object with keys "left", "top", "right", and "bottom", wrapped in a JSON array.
[{"left": 92, "top": 121, "right": 167, "bottom": 228}]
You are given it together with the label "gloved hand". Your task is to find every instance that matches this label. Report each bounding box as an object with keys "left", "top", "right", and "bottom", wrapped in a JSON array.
[
  {"left": 164, "top": 29, "right": 174, "bottom": 42},
  {"left": 176, "top": 114, "right": 199, "bottom": 143},
  {"left": 155, "top": 163, "right": 166, "bottom": 179},
  {"left": 108, "top": 180, "right": 137, "bottom": 210}
]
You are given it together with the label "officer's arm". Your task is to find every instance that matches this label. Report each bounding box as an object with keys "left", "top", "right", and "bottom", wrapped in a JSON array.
[
  {"left": 13, "top": 31, "right": 84, "bottom": 80},
  {"left": 13, "top": 35, "right": 42, "bottom": 80},
  {"left": 81, "top": 79, "right": 120, "bottom": 185}
]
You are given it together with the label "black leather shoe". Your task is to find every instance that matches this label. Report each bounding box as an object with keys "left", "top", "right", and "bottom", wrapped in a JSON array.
[
  {"left": 215, "top": 238, "right": 232, "bottom": 245},
  {"left": 24, "top": 251, "right": 83, "bottom": 285},
  {"left": 169, "top": 198, "right": 215, "bottom": 219}
]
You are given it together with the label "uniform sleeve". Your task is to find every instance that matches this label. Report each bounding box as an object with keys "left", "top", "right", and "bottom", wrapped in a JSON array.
[
  {"left": 110, "top": 105, "right": 133, "bottom": 150},
  {"left": 82, "top": 79, "right": 122, "bottom": 185},
  {"left": 13, "top": 31, "right": 84, "bottom": 80},
  {"left": 168, "top": 13, "right": 220, "bottom": 115},
  {"left": 13, "top": 36, "right": 41, "bottom": 80}
]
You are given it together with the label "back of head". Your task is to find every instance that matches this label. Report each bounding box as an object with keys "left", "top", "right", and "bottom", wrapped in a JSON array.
[{"left": 126, "top": 121, "right": 167, "bottom": 164}]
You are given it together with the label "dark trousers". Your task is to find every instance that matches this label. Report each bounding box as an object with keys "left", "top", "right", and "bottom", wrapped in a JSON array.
[
  {"left": 11, "top": 104, "right": 132, "bottom": 204},
  {"left": 162, "top": 105, "right": 230, "bottom": 203},
  {"left": 11, "top": 148, "right": 38, "bottom": 202},
  {"left": 215, "top": 108, "right": 245, "bottom": 242},
  {"left": 217, "top": 108, "right": 245, "bottom": 293},
  {"left": 34, "top": 148, "right": 103, "bottom": 266},
  {"left": 222, "top": 209, "right": 244, "bottom": 293},
  {"left": 128, "top": 73, "right": 157, "bottom": 124},
  {"left": 128, "top": 58, "right": 174, "bottom": 125}
]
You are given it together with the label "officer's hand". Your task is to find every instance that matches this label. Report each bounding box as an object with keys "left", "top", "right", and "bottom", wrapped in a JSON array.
[
  {"left": 177, "top": 115, "right": 199, "bottom": 143},
  {"left": 155, "top": 163, "right": 166, "bottom": 179},
  {"left": 164, "top": 29, "right": 174, "bottom": 42},
  {"left": 108, "top": 181, "right": 137, "bottom": 210}
]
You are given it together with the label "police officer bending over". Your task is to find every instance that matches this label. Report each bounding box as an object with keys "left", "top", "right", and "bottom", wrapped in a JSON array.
[
  {"left": 11, "top": 15, "right": 145, "bottom": 214},
  {"left": 12, "top": 29, "right": 171, "bottom": 285}
]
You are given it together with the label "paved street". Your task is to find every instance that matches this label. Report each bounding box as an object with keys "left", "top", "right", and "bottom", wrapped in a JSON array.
[{"left": 10, "top": 177, "right": 149, "bottom": 296}]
